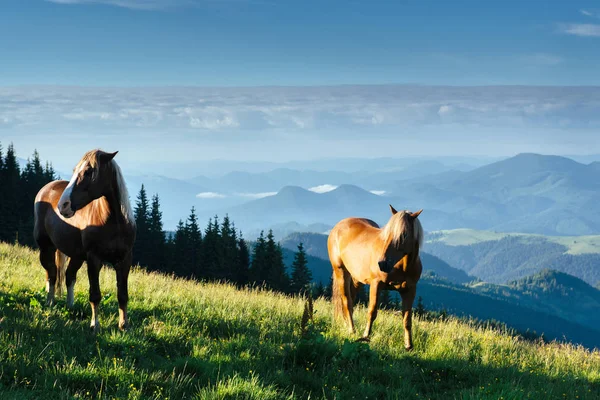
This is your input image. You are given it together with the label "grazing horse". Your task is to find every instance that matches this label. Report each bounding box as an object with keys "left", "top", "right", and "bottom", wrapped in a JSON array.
[
  {"left": 33, "top": 150, "right": 136, "bottom": 332},
  {"left": 327, "top": 205, "right": 423, "bottom": 350}
]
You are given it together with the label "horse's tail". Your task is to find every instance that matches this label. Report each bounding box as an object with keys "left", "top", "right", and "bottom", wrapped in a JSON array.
[
  {"left": 332, "top": 269, "right": 344, "bottom": 320},
  {"left": 55, "top": 250, "right": 67, "bottom": 296}
]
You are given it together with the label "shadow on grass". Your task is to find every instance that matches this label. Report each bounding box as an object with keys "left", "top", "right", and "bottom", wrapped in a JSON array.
[{"left": 1, "top": 288, "right": 598, "bottom": 400}]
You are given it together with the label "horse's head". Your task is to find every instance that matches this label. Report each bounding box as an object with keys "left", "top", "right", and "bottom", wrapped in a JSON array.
[
  {"left": 58, "top": 150, "right": 119, "bottom": 218},
  {"left": 383, "top": 205, "right": 423, "bottom": 265}
]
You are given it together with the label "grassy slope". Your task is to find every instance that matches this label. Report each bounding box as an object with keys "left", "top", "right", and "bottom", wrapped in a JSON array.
[
  {"left": 428, "top": 228, "right": 600, "bottom": 255},
  {"left": 1, "top": 243, "right": 599, "bottom": 400}
]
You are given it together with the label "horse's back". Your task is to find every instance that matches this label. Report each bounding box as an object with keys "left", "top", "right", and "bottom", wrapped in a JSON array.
[
  {"left": 328, "top": 217, "right": 381, "bottom": 267},
  {"left": 34, "top": 180, "right": 70, "bottom": 249},
  {"left": 35, "top": 180, "right": 68, "bottom": 207}
]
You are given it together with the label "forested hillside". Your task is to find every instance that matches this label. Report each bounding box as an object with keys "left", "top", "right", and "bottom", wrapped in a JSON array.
[{"left": 426, "top": 230, "right": 600, "bottom": 286}]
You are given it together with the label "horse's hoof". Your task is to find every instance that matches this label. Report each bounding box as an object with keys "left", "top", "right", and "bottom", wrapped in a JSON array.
[
  {"left": 356, "top": 337, "right": 371, "bottom": 343},
  {"left": 405, "top": 345, "right": 414, "bottom": 352},
  {"left": 118, "top": 321, "right": 129, "bottom": 331},
  {"left": 90, "top": 324, "right": 100, "bottom": 334}
]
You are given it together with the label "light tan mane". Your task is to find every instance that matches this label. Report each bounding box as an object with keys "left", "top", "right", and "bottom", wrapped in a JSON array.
[{"left": 380, "top": 211, "right": 423, "bottom": 250}]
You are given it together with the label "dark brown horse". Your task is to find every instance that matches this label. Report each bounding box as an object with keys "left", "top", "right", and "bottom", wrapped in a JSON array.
[
  {"left": 327, "top": 205, "right": 423, "bottom": 350},
  {"left": 34, "top": 149, "right": 136, "bottom": 332}
]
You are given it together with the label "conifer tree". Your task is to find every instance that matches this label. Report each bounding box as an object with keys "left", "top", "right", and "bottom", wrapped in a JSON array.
[
  {"left": 1, "top": 144, "right": 21, "bottom": 242},
  {"left": 290, "top": 243, "right": 312, "bottom": 294},
  {"left": 264, "top": 230, "right": 289, "bottom": 292},
  {"left": 185, "top": 207, "right": 202, "bottom": 277},
  {"left": 250, "top": 231, "right": 268, "bottom": 285},
  {"left": 148, "top": 194, "right": 166, "bottom": 270},
  {"left": 379, "top": 290, "right": 391, "bottom": 309},
  {"left": 415, "top": 296, "right": 426, "bottom": 317},
  {"left": 133, "top": 185, "right": 150, "bottom": 267},
  {"left": 236, "top": 235, "right": 250, "bottom": 286},
  {"left": 172, "top": 219, "right": 189, "bottom": 276}
]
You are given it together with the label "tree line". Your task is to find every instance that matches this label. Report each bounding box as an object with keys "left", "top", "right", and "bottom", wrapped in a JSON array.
[
  {"left": 0, "top": 143, "right": 56, "bottom": 246},
  {"left": 132, "top": 184, "right": 316, "bottom": 296}
]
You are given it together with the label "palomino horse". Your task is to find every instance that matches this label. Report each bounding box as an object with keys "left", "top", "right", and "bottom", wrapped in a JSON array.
[
  {"left": 328, "top": 205, "right": 423, "bottom": 350},
  {"left": 33, "top": 150, "right": 136, "bottom": 332}
]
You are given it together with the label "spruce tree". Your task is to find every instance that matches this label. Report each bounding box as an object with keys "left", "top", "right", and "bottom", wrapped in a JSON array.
[
  {"left": 236, "top": 235, "right": 250, "bottom": 286},
  {"left": 415, "top": 296, "right": 426, "bottom": 317},
  {"left": 185, "top": 207, "right": 202, "bottom": 278},
  {"left": 148, "top": 194, "right": 166, "bottom": 271},
  {"left": 250, "top": 231, "right": 268, "bottom": 285},
  {"left": 219, "top": 215, "right": 238, "bottom": 282},
  {"left": 172, "top": 219, "right": 189, "bottom": 276},
  {"left": 133, "top": 185, "right": 150, "bottom": 267},
  {"left": 379, "top": 290, "right": 391, "bottom": 309},
  {"left": 264, "top": 230, "right": 289, "bottom": 292},
  {"left": 290, "top": 243, "right": 312, "bottom": 294},
  {"left": 1, "top": 144, "right": 21, "bottom": 242},
  {"left": 201, "top": 217, "right": 219, "bottom": 280}
]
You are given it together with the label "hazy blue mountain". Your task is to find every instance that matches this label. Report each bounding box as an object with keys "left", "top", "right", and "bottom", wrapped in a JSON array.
[
  {"left": 245, "top": 222, "right": 331, "bottom": 242},
  {"left": 126, "top": 153, "right": 600, "bottom": 235},
  {"left": 207, "top": 184, "right": 400, "bottom": 233},
  {"left": 389, "top": 153, "right": 600, "bottom": 235}
]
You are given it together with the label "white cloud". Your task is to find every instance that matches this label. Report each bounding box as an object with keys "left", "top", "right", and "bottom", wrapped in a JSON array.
[
  {"left": 438, "top": 105, "right": 452, "bottom": 116},
  {"left": 196, "top": 192, "right": 227, "bottom": 199},
  {"left": 46, "top": 0, "right": 194, "bottom": 10},
  {"left": 522, "top": 53, "right": 563, "bottom": 66},
  {"left": 580, "top": 9, "right": 600, "bottom": 19},
  {"left": 370, "top": 190, "right": 386, "bottom": 196},
  {"left": 559, "top": 23, "right": 600, "bottom": 37},
  {"left": 308, "top": 184, "right": 338, "bottom": 194},
  {"left": 236, "top": 192, "right": 277, "bottom": 199}
]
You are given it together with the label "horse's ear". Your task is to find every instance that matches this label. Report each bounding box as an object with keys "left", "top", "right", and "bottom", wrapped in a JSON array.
[
  {"left": 411, "top": 209, "right": 423, "bottom": 219},
  {"left": 389, "top": 204, "right": 398, "bottom": 215},
  {"left": 100, "top": 151, "right": 118, "bottom": 163}
]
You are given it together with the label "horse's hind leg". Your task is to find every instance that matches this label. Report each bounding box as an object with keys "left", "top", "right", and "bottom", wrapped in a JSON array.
[
  {"left": 349, "top": 279, "right": 363, "bottom": 318},
  {"left": 65, "top": 257, "right": 84, "bottom": 308},
  {"left": 39, "top": 246, "right": 58, "bottom": 306},
  {"left": 115, "top": 252, "right": 132, "bottom": 331},
  {"left": 332, "top": 267, "right": 355, "bottom": 334},
  {"left": 87, "top": 254, "right": 102, "bottom": 332}
]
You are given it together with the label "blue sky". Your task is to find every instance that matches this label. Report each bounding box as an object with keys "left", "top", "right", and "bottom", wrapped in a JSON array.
[
  {"left": 1, "top": 1, "right": 600, "bottom": 171},
  {"left": 1, "top": 0, "right": 599, "bottom": 86}
]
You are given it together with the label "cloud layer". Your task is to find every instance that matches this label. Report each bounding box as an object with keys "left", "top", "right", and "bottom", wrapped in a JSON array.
[{"left": 2, "top": 85, "right": 599, "bottom": 170}]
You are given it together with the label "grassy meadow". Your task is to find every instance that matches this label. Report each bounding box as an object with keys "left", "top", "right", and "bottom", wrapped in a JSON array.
[{"left": 0, "top": 242, "right": 599, "bottom": 399}]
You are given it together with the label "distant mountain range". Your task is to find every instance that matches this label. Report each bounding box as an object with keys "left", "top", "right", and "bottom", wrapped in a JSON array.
[{"left": 184, "top": 153, "right": 600, "bottom": 235}]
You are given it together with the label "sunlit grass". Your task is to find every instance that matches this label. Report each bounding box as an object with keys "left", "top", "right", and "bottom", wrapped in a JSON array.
[{"left": 1, "top": 242, "right": 598, "bottom": 399}]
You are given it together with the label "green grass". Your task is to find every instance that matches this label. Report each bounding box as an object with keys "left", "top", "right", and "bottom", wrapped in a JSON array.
[
  {"left": 429, "top": 228, "right": 600, "bottom": 255},
  {"left": 1, "top": 243, "right": 599, "bottom": 400}
]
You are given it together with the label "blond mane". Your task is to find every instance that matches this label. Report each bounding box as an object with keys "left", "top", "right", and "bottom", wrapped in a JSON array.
[{"left": 380, "top": 211, "right": 423, "bottom": 249}]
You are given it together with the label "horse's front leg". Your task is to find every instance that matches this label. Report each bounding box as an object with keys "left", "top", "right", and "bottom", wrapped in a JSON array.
[
  {"left": 361, "top": 280, "right": 381, "bottom": 341},
  {"left": 40, "top": 247, "right": 58, "bottom": 306},
  {"left": 400, "top": 288, "right": 416, "bottom": 351},
  {"left": 87, "top": 254, "right": 102, "bottom": 333},
  {"left": 65, "top": 258, "right": 84, "bottom": 308},
  {"left": 115, "top": 252, "right": 132, "bottom": 331}
]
